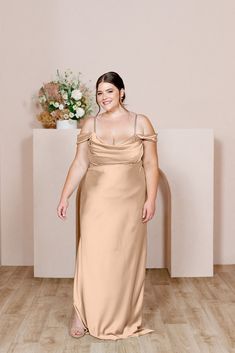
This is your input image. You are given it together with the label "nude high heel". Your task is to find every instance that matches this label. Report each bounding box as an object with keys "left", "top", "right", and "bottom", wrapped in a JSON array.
[{"left": 69, "top": 310, "right": 88, "bottom": 338}]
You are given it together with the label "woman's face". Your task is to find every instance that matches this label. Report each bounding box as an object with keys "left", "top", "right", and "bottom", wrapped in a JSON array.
[{"left": 96, "top": 82, "right": 124, "bottom": 112}]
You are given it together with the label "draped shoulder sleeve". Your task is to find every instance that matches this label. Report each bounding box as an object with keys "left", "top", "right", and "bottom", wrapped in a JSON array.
[
  {"left": 76, "top": 131, "right": 92, "bottom": 144},
  {"left": 136, "top": 132, "right": 158, "bottom": 142}
]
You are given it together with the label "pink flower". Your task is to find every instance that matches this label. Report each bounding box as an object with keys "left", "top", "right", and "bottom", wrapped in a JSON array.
[{"left": 43, "top": 82, "right": 63, "bottom": 103}]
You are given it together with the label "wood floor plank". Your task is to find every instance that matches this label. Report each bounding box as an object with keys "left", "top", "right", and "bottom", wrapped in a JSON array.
[
  {"left": 0, "top": 287, "right": 15, "bottom": 313},
  {"left": 45, "top": 297, "right": 71, "bottom": 329},
  {"left": 142, "top": 309, "right": 172, "bottom": 353},
  {"left": 9, "top": 296, "right": 53, "bottom": 345},
  {"left": 0, "top": 266, "right": 18, "bottom": 288},
  {"left": 0, "top": 313, "right": 26, "bottom": 353},
  {"left": 214, "top": 265, "right": 235, "bottom": 273},
  {"left": 7, "top": 342, "right": 39, "bottom": 353},
  {"left": 205, "top": 273, "right": 235, "bottom": 302},
  {"left": 166, "top": 323, "right": 201, "bottom": 353},
  {"left": 6, "top": 267, "right": 32, "bottom": 290},
  {"left": 37, "top": 278, "right": 60, "bottom": 297},
  {"left": 201, "top": 301, "right": 235, "bottom": 352},
  {"left": 38, "top": 327, "right": 67, "bottom": 353},
  {"left": 0, "top": 265, "right": 235, "bottom": 353},
  {"left": 3, "top": 276, "right": 42, "bottom": 315},
  {"left": 153, "top": 284, "right": 187, "bottom": 324},
  {"left": 217, "top": 271, "right": 235, "bottom": 293},
  {"left": 194, "top": 333, "right": 229, "bottom": 353}
]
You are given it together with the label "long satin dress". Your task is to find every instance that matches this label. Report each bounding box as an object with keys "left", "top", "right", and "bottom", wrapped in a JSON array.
[{"left": 73, "top": 115, "right": 158, "bottom": 340}]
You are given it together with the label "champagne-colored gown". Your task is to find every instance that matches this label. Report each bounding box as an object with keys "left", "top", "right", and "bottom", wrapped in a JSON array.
[{"left": 73, "top": 113, "right": 157, "bottom": 340}]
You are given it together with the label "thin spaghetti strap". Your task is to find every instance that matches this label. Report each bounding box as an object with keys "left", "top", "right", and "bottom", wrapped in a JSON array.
[
  {"left": 134, "top": 114, "right": 138, "bottom": 135},
  {"left": 94, "top": 115, "right": 96, "bottom": 133}
]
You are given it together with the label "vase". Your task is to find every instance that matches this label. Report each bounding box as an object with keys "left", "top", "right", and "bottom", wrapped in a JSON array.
[{"left": 56, "top": 119, "right": 77, "bottom": 129}]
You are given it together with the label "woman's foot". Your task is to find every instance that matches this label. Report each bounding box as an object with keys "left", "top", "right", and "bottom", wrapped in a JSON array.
[{"left": 69, "top": 309, "right": 87, "bottom": 338}]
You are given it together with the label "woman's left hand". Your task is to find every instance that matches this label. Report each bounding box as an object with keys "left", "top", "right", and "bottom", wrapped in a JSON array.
[{"left": 142, "top": 199, "right": 156, "bottom": 223}]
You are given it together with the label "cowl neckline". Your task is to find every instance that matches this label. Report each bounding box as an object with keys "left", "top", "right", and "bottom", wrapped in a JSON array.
[
  {"left": 92, "top": 132, "right": 137, "bottom": 146},
  {"left": 77, "top": 131, "right": 158, "bottom": 146}
]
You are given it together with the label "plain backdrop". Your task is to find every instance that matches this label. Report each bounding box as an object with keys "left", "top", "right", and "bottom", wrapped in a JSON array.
[{"left": 0, "top": 0, "right": 234, "bottom": 265}]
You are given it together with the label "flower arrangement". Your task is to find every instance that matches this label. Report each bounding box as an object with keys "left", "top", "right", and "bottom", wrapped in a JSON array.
[{"left": 37, "top": 69, "right": 95, "bottom": 128}]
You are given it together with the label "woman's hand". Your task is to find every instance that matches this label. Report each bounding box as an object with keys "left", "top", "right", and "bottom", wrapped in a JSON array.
[
  {"left": 142, "top": 198, "right": 156, "bottom": 223},
  {"left": 57, "top": 198, "right": 69, "bottom": 220}
]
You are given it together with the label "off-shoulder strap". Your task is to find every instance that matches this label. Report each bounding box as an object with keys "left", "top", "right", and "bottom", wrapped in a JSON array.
[
  {"left": 134, "top": 114, "right": 138, "bottom": 135},
  {"left": 137, "top": 132, "right": 158, "bottom": 142},
  {"left": 94, "top": 115, "right": 96, "bottom": 132},
  {"left": 76, "top": 131, "right": 92, "bottom": 144}
]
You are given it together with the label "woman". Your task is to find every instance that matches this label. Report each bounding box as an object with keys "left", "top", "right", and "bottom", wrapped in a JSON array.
[{"left": 57, "top": 71, "right": 159, "bottom": 340}]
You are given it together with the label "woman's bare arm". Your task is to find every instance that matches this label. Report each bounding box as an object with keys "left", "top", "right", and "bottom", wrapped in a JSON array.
[
  {"left": 138, "top": 114, "right": 160, "bottom": 222},
  {"left": 57, "top": 117, "right": 94, "bottom": 219}
]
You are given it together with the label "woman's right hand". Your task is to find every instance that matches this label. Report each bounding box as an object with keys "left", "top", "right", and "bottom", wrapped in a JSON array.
[{"left": 57, "top": 198, "right": 69, "bottom": 220}]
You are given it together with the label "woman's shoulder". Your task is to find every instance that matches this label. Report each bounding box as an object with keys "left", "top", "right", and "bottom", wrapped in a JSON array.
[
  {"left": 76, "top": 115, "right": 95, "bottom": 145},
  {"left": 79, "top": 115, "right": 95, "bottom": 134},
  {"left": 135, "top": 113, "right": 157, "bottom": 135}
]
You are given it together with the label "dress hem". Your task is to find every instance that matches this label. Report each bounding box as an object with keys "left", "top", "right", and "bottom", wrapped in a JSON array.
[{"left": 82, "top": 328, "right": 155, "bottom": 341}]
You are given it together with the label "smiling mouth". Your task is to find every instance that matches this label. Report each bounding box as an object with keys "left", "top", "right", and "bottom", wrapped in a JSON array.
[{"left": 103, "top": 101, "right": 112, "bottom": 105}]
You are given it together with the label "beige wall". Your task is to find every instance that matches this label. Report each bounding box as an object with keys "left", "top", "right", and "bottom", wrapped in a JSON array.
[{"left": 0, "top": 0, "right": 235, "bottom": 265}]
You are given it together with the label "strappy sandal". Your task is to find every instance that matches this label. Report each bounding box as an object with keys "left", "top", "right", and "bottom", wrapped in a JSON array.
[
  {"left": 69, "top": 312, "right": 89, "bottom": 338},
  {"left": 70, "top": 326, "right": 88, "bottom": 338}
]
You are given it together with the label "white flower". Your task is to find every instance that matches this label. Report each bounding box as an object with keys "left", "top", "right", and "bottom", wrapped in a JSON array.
[
  {"left": 62, "top": 93, "right": 68, "bottom": 100},
  {"left": 73, "top": 105, "right": 77, "bottom": 110},
  {"left": 76, "top": 107, "right": 85, "bottom": 117},
  {"left": 54, "top": 102, "right": 59, "bottom": 108},
  {"left": 71, "top": 89, "right": 82, "bottom": 101},
  {"left": 77, "top": 101, "right": 81, "bottom": 106},
  {"left": 69, "top": 112, "right": 74, "bottom": 118},
  {"left": 63, "top": 114, "right": 69, "bottom": 119},
  {"left": 59, "top": 104, "right": 64, "bottom": 110}
]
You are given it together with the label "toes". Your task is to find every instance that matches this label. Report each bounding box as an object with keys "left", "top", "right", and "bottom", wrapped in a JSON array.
[{"left": 70, "top": 328, "right": 84, "bottom": 336}]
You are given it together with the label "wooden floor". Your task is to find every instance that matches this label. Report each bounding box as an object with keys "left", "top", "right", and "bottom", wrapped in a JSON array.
[{"left": 0, "top": 265, "right": 235, "bottom": 353}]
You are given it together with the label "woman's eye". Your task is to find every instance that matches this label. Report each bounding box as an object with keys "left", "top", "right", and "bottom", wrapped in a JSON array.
[{"left": 97, "top": 90, "right": 112, "bottom": 95}]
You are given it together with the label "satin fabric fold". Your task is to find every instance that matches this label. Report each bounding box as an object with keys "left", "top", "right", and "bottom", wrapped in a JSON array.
[{"left": 73, "top": 129, "right": 157, "bottom": 340}]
